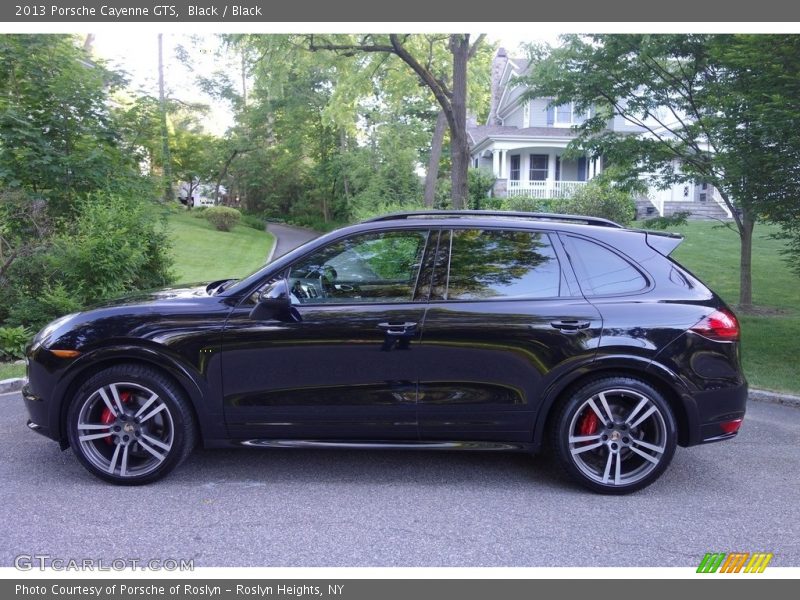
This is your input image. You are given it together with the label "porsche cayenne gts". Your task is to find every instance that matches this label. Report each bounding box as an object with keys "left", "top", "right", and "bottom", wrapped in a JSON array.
[{"left": 22, "top": 210, "right": 747, "bottom": 493}]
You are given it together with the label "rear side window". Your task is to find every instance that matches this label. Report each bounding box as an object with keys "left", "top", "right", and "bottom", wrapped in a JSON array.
[
  {"left": 444, "top": 229, "right": 561, "bottom": 300},
  {"left": 565, "top": 235, "right": 647, "bottom": 296}
]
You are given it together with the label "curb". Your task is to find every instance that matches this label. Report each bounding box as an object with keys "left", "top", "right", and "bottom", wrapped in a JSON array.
[
  {"left": 0, "top": 377, "right": 26, "bottom": 394},
  {"left": 748, "top": 389, "right": 800, "bottom": 409}
]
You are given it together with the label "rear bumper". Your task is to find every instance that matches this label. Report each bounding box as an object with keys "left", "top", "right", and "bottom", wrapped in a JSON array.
[{"left": 692, "top": 380, "right": 748, "bottom": 445}]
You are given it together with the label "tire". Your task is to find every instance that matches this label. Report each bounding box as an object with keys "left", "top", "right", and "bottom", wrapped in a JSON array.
[
  {"left": 66, "top": 364, "right": 197, "bottom": 485},
  {"left": 550, "top": 376, "right": 677, "bottom": 494}
]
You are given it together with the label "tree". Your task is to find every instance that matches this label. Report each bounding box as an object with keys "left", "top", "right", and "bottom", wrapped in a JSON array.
[
  {"left": 520, "top": 34, "right": 800, "bottom": 308},
  {"left": 309, "top": 34, "right": 487, "bottom": 209},
  {"left": 157, "top": 34, "right": 174, "bottom": 201}
]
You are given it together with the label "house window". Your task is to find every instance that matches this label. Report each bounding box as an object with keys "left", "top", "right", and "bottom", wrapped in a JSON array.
[
  {"left": 577, "top": 157, "right": 587, "bottom": 182},
  {"left": 529, "top": 154, "right": 548, "bottom": 181},
  {"left": 555, "top": 156, "right": 561, "bottom": 181},
  {"left": 553, "top": 102, "right": 590, "bottom": 127},
  {"left": 510, "top": 155, "right": 521, "bottom": 181}
]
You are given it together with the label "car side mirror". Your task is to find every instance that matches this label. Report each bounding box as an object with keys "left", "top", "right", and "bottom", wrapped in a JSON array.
[{"left": 250, "top": 279, "right": 293, "bottom": 321}]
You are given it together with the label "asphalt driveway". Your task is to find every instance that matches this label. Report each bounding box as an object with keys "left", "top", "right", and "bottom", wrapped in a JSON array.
[
  {"left": 1, "top": 391, "right": 798, "bottom": 568},
  {"left": 267, "top": 223, "right": 320, "bottom": 260}
]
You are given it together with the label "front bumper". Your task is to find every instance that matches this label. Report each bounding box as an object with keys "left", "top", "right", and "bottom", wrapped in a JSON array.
[{"left": 22, "top": 383, "right": 57, "bottom": 442}]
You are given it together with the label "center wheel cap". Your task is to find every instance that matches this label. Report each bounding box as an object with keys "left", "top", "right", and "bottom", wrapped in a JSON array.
[
  {"left": 123, "top": 423, "right": 136, "bottom": 434},
  {"left": 610, "top": 431, "right": 621, "bottom": 442}
]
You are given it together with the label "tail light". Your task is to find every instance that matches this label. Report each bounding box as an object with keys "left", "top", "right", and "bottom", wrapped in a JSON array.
[
  {"left": 690, "top": 309, "right": 740, "bottom": 341},
  {"left": 719, "top": 418, "right": 743, "bottom": 435}
]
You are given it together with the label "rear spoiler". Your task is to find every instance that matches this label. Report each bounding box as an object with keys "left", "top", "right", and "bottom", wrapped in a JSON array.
[{"left": 643, "top": 231, "right": 683, "bottom": 256}]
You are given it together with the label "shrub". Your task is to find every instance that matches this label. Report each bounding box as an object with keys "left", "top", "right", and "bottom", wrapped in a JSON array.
[
  {"left": 205, "top": 206, "right": 241, "bottom": 231},
  {"left": 468, "top": 168, "right": 497, "bottom": 210},
  {"left": 240, "top": 213, "right": 266, "bottom": 231},
  {"left": 0, "top": 191, "right": 174, "bottom": 331},
  {"left": 554, "top": 182, "right": 637, "bottom": 226},
  {"left": 0, "top": 326, "right": 31, "bottom": 361},
  {"left": 641, "top": 211, "right": 691, "bottom": 230}
]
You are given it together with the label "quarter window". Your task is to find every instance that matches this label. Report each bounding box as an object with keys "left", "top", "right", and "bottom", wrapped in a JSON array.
[
  {"left": 287, "top": 230, "right": 429, "bottom": 304},
  {"left": 566, "top": 236, "right": 647, "bottom": 296},
  {"left": 444, "top": 229, "right": 561, "bottom": 300}
]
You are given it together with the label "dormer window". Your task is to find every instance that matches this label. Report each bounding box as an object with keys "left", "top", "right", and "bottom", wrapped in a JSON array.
[{"left": 547, "top": 102, "right": 590, "bottom": 127}]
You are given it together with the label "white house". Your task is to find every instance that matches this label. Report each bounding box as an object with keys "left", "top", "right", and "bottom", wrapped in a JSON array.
[{"left": 469, "top": 49, "right": 732, "bottom": 219}]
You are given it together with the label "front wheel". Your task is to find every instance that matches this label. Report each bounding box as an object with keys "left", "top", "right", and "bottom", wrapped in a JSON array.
[
  {"left": 551, "top": 377, "right": 677, "bottom": 494},
  {"left": 66, "top": 365, "right": 197, "bottom": 485}
]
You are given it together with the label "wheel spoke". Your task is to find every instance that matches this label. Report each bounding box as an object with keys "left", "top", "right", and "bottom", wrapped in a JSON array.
[
  {"left": 629, "top": 405, "right": 657, "bottom": 429},
  {"left": 120, "top": 445, "right": 130, "bottom": 477},
  {"left": 137, "top": 438, "right": 167, "bottom": 463},
  {"left": 614, "top": 449, "right": 622, "bottom": 484},
  {"left": 107, "top": 443, "right": 121, "bottom": 474},
  {"left": 625, "top": 397, "right": 649, "bottom": 426},
  {"left": 108, "top": 384, "right": 126, "bottom": 414},
  {"left": 80, "top": 432, "right": 114, "bottom": 442},
  {"left": 587, "top": 398, "right": 607, "bottom": 423},
  {"left": 569, "top": 434, "right": 602, "bottom": 443},
  {"left": 134, "top": 392, "right": 159, "bottom": 419},
  {"left": 631, "top": 437, "right": 665, "bottom": 454},
  {"left": 140, "top": 433, "right": 171, "bottom": 452},
  {"left": 570, "top": 440, "right": 604, "bottom": 455},
  {"left": 139, "top": 402, "right": 167, "bottom": 424},
  {"left": 78, "top": 423, "right": 111, "bottom": 431},
  {"left": 601, "top": 451, "right": 614, "bottom": 484},
  {"left": 97, "top": 388, "right": 118, "bottom": 417},
  {"left": 598, "top": 392, "right": 615, "bottom": 424},
  {"left": 629, "top": 446, "right": 661, "bottom": 465}
]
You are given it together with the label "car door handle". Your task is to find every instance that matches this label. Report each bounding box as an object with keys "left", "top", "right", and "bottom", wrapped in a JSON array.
[
  {"left": 377, "top": 322, "right": 418, "bottom": 336},
  {"left": 550, "top": 319, "right": 591, "bottom": 332}
]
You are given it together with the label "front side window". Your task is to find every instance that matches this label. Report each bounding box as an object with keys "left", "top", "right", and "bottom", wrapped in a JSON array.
[
  {"left": 444, "top": 229, "right": 561, "bottom": 300},
  {"left": 288, "top": 230, "right": 429, "bottom": 304}
]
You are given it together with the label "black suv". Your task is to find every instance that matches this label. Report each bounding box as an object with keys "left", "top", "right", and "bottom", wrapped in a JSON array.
[{"left": 23, "top": 211, "right": 747, "bottom": 493}]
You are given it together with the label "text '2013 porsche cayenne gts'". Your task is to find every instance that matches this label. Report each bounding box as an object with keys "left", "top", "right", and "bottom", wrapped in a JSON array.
[{"left": 23, "top": 211, "right": 747, "bottom": 493}]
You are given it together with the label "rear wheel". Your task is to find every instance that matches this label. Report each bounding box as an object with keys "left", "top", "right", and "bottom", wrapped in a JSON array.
[
  {"left": 551, "top": 377, "right": 677, "bottom": 494},
  {"left": 66, "top": 365, "right": 197, "bottom": 485}
]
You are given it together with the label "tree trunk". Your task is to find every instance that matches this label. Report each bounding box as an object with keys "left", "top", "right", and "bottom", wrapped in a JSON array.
[
  {"left": 739, "top": 208, "right": 755, "bottom": 308},
  {"left": 448, "top": 35, "right": 471, "bottom": 210},
  {"left": 158, "top": 34, "right": 174, "bottom": 202},
  {"left": 215, "top": 149, "right": 239, "bottom": 204},
  {"left": 424, "top": 110, "right": 447, "bottom": 208}
]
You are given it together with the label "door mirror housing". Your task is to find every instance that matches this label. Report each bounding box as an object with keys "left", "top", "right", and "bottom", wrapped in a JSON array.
[{"left": 250, "top": 279, "right": 293, "bottom": 321}]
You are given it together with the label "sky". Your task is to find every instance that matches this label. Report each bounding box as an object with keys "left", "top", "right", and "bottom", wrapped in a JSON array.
[{"left": 91, "top": 31, "right": 562, "bottom": 136}]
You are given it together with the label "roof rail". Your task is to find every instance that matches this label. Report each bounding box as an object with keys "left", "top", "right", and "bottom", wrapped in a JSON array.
[{"left": 362, "top": 210, "right": 624, "bottom": 229}]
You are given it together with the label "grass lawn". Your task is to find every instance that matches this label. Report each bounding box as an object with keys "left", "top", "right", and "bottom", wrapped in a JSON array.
[
  {"left": 167, "top": 209, "right": 275, "bottom": 284},
  {"left": 0, "top": 362, "right": 25, "bottom": 380},
  {"left": 668, "top": 220, "right": 800, "bottom": 394}
]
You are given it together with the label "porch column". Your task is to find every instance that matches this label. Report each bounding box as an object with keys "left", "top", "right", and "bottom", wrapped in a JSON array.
[
  {"left": 492, "top": 150, "right": 500, "bottom": 177},
  {"left": 547, "top": 150, "right": 557, "bottom": 196},
  {"left": 501, "top": 150, "right": 508, "bottom": 178},
  {"left": 589, "top": 157, "right": 596, "bottom": 180}
]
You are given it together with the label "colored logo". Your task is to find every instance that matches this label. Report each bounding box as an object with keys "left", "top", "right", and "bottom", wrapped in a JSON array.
[{"left": 697, "top": 552, "right": 773, "bottom": 573}]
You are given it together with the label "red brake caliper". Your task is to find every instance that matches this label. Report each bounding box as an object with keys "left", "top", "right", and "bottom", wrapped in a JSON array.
[
  {"left": 578, "top": 409, "right": 599, "bottom": 438},
  {"left": 100, "top": 390, "right": 131, "bottom": 444}
]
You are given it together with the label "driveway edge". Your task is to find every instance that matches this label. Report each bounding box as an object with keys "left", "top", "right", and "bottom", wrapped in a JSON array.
[{"left": 0, "top": 377, "right": 26, "bottom": 394}]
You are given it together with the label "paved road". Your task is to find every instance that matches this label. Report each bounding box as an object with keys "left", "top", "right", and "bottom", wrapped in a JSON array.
[
  {"left": 1, "top": 391, "right": 798, "bottom": 567},
  {"left": 266, "top": 223, "right": 320, "bottom": 260}
]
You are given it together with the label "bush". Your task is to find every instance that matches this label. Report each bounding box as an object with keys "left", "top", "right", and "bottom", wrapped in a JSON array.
[
  {"left": 555, "top": 182, "right": 637, "bottom": 226},
  {"left": 641, "top": 211, "right": 691, "bottom": 230},
  {"left": 468, "top": 169, "right": 497, "bottom": 210},
  {"left": 0, "top": 191, "right": 174, "bottom": 331},
  {"left": 205, "top": 206, "right": 241, "bottom": 231},
  {"left": 240, "top": 213, "right": 266, "bottom": 231},
  {"left": 0, "top": 326, "right": 31, "bottom": 361}
]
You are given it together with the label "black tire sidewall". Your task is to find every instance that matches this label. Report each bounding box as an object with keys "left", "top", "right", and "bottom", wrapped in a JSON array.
[
  {"left": 553, "top": 377, "right": 677, "bottom": 495},
  {"left": 66, "top": 365, "right": 194, "bottom": 485}
]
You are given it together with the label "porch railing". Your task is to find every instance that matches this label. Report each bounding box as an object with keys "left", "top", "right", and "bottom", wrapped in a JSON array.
[{"left": 506, "top": 179, "right": 587, "bottom": 198}]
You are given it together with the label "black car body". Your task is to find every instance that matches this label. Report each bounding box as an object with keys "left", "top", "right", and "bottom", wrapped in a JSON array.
[{"left": 23, "top": 211, "right": 747, "bottom": 493}]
